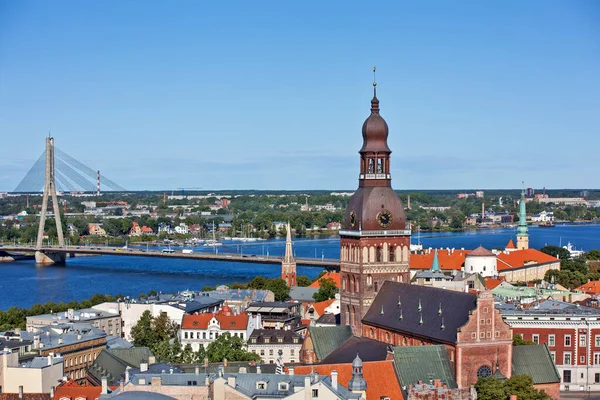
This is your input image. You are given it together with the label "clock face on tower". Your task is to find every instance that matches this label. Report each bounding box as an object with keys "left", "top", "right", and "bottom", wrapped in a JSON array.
[
  {"left": 377, "top": 210, "right": 393, "bottom": 228},
  {"left": 350, "top": 211, "right": 356, "bottom": 227}
]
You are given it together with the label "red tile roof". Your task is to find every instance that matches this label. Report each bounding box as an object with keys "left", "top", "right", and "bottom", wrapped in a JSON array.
[
  {"left": 181, "top": 312, "right": 248, "bottom": 330},
  {"left": 309, "top": 272, "right": 341, "bottom": 288},
  {"left": 410, "top": 250, "right": 469, "bottom": 271},
  {"left": 576, "top": 281, "right": 600, "bottom": 295},
  {"left": 292, "top": 360, "right": 402, "bottom": 400},
  {"left": 311, "top": 298, "right": 335, "bottom": 317},
  {"left": 484, "top": 277, "right": 504, "bottom": 290},
  {"left": 496, "top": 249, "right": 558, "bottom": 271},
  {"left": 53, "top": 379, "right": 117, "bottom": 400},
  {"left": 506, "top": 239, "right": 516, "bottom": 249}
]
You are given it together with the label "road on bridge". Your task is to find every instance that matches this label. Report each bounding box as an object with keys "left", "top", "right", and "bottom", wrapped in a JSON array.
[{"left": 0, "top": 245, "right": 340, "bottom": 269}]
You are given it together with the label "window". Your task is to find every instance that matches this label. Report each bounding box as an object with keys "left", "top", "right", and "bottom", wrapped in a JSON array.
[
  {"left": 477, "top": 366, "right": 492, "bottom": 378},
  {"left": 580, "top": 335, "right": 587, "bottom": 347},
  {"left": 565, "top": 335, "right": 571, "bottom": 346},
  {"left": 269, "top": 349, "right": 274, "bottom": 356},
  {"left": 581, "top": 356, "right": 585, "bottom": 363},
  {"left": 480, "top": 319, "right": 485, "bottom": 325},
  {"left": 595, "top": 373, "right": 600, "bottom": 383},
  {"left": 596, "top": 335, "right": 600, "bottom": 347},
  {"left": 278, "top": 382, "right": 289, "bottom": 391},
  {"left": 389, "top": 247, "right": 394, "bottom": 262},
  {"left": 278, "top": 338, "right": 283, "bottom": 343},
  {"left": 563, "top": 370, "right": 571, "bottom": 383},
  {"left": 564, "top": 352, "right": 572, "bottom": 365},
  {"left": 184, "top": 332, "right": 188, "bottom": 339},
  {"left": 550, "top": 352, "right": 555, "bottom": 362},
  {"left": 532, "top": 334, "right": 539, "bottom": 344},
  {"left": 374, "top": 281, "right": 378, "bottom": 292},
  {"left": 376, "top": 247, "right": 382, "bottom": 262},
  {"left": 203, "top": 332, "right": 206, "bottom": 339},
  {"left": 251, "top": 338, "right": 257, "bottom": 343},
  {"left": 290, "top": 349, "right": 295, "bottom": 355},
  {"left": 312, "top": 389, "right": 319, "bottom": 398},
  {"left": 265, "top": 338, "right": 270, "bottom": 344},
  {"left": 260, "top": 350, "right": 265, "bottom": 356},
  {"left": 257, "top": 382, "right": 266, "bottom": 390},
  {"left": 549, "top": 334, "right": 555, "bottom": 347},
  {"left": 293, "top": 338, "right": 298, "bottom": 344},
  {"left": 594, "top": 353, "right": 600, "bottom": 365}
]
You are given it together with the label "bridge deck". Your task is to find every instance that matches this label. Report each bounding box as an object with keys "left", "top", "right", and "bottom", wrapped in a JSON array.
[{"left": 0, "top": 246, "right": 340, "bottom": 269}]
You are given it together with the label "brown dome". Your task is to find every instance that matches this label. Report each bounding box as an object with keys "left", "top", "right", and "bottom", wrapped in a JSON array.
[
  {"left": 343, "top": 186, "right": 406, "bottom": 231},
  {"left": 360, "top": 94, "right": 391, "bottom": 153}
]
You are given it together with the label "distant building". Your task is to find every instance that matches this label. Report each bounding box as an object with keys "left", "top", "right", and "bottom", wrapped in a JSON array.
[
  {"left": 475, "top": 190, "right": 484, "bottom": 198},
  {"left": 0, "top": 349, "right": 63, "bottom": 395},
  {"left": 128, "top": 221, "right": 142, "bottom": 236},
  {"left": 245, "top": 302, "right": 302, "bottom": 330},
  {"left": 531, "top": 210, "right": 554, "bottom": 223},
  {"left": 26, "top": 308, "right": 121, "bottom": 337},
  {"left": 526, "top": 187, "right": 535, "bottom": 197},
  {"left": 87, "top": 223, "right": 106, "bottom": 236}
]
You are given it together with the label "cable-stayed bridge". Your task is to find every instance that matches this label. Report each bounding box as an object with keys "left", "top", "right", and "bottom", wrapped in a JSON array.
[{"left": 14, "top": 141, "right": 125, "bottom": 193}]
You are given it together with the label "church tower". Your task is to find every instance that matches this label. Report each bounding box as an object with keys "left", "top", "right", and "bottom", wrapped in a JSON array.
[
  {"left": 516, "top": 187, "right": 529, "bottom": 250},
  {"left": 281, "top": 222, "right": 297, "bottom": 287},
  {"left": 340, "top": 75, "right": 411, "bottom": 335}
]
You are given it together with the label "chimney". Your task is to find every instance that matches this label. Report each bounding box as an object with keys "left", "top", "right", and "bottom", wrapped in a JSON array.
[
  {"left": 101, "top": 376, "right": 108, "bottom": 394},
  {"left": 510, "top": 396, "right": 517, "bottom": 400},
  {"left": 169, "top": 367, "right": 173, "bottom": 374},
  {"left": 47, "top": 355, "right": 52, "bottom": 366},
  {"left": 256, "top": 365, "right": 261, "bottom": 374},
  {"left": 77, "top": 334, "right": 82, "bottom": 340},
  {"left": 289, "top": 366, "right": 294, "bottom": 375},
  {"left": 18, "top": 386, "right": 23, "bottom": 399},
  {"left": 224, "top": 358, "right": 228, "bottom": 367},
  {"left": 58, "top": 338, "right": 63, "bottom": 345},
  {"left": 227, "top": 376, "right": 236, "bottom": 387},
  {"left": 125, "top": 366, "right": 130, "bottom": 382},
  {"left": 148, "top": 355, "right": 156, "bottom": 364},
  {"left": 50, "top": 386, "right": 55, "bottom": 398},
  {"left": 205, "top": 374, "right": 210, "bottom": 385},
  {"left": 204, "top": 357, "right": 209, "bottom": 368},
  {"left": 195, "top": 366, "right": 200, "bottom": 375},
  {"left": 304, "top": 376, "right": 311, "bottom": 389},
  {"left": 140, "top": 361, "right": 148, "bottom": 372},
  {"left": 331, "top": 370, "right": 338, "bottom": 391},
  {"left": 33, "top": 335, "right": 40, "bottom": 349}
]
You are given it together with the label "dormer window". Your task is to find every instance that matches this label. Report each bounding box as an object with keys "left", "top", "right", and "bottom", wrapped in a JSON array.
[
  {"left": 278, "top": 338, "right": 283, "bottom": 343},
  {"left": 293, "top": 338, "right": 298, "bottom": 344},
  {"left": 265, "top": 338, "right": 270, "bottom": 343},
  {"left": 278, "top": 382, "right": 289, "bottom": 391},
  {"left": 251, "top": 338, "right": 257, "bottom": 343},
  {"left": 257, "top": 381, "right": 267, "bottom": 390}
]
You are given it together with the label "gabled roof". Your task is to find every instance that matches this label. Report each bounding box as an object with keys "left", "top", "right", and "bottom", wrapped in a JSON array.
[
  {"left": 362, "top": 281, "right": 477, "bottom": 344},
  {"left": 410, "top": 250, "right": 469, "bottom": 271},
  {"left": 248, "top": 329, "right": 302, "bottom": 345},
  {"left": 393, "top": 345, "right": 458, "bottom": 389},
  {"left": 309, "top": 272, "right": 341, "bottom": 288},
  {"left": 484, "top": 277, "right": 504, "bottom": 290},
  {"left": 512, "top": 345, "right": 560, "bottom": 384},
  {"left": 293, "top": 360, "right": 403, "bottom": 400},
  {"left": 289, "top": 286, "right": 319, "bottom": 302},
  {"left": 506, "top": 239, "right": 516, "bottom": 249},
  {"left": 87, "top": 347, "right": 154, "bottom": 385},
  {"left": 316, "top": 313, "right": 340, "bottom": 326},
  {"left": 54, "top": 378, "right": 117, "bottom": 400},
  {"left": 496, "top": 249, "right": 558, "bottom": 271},
  {"left": 307, "top": 325, "right": 353, "bottom": 361},
  {"left": 311, "top": 298, "right": 335, "bottom": 317},
  {"left": 181, "top": 313, "right": 248, "bottom": 330},
  {"left": 321, "top": 336, "right": 390, "bottom": 364}
]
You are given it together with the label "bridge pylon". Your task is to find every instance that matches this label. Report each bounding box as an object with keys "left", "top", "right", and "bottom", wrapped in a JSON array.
[{"left": 36, "top": 137, "right": 66, "bottom": 265}]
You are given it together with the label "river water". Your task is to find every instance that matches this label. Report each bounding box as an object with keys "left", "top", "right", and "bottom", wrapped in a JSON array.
[{"left": 1, "top": 224, "right": 599, "bottom": 310}]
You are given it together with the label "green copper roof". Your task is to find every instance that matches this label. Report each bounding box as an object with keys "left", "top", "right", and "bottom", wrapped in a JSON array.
[
  {"left": 512, "top": 344, "right": 560, "bottom": 384},
  {"left": 431, "top": 250, "right": 441, "bottom": 272},
  {"left": 308, "top": 326, "right": 353, "bottom": 361},
  {"left": 393, "top": 345, "right": 458, "bottom": 389},
  {"left": 517, "top": 189, "right": 528, "bottom": 236}
]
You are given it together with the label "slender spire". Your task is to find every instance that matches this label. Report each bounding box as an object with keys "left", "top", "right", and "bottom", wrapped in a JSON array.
[
  {"left": 284, "top": 222, "right": 294, "bottom": 263},
  {"left": 431, "top": 249, "right": 441, "bottom": 272},
  {"left": 517, "top": 183, "right": 528, "bottom": 236},
  {"left": 371, "top": 66, "right": 379, "bottom": 113}
]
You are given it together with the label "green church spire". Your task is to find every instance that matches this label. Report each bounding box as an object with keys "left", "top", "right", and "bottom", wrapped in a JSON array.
[
  {"left": 431, "top": 249, "right": 441, "bottom": 272},
  {"left": 517, "top": 187, "right": 528, "bottom": 236}
]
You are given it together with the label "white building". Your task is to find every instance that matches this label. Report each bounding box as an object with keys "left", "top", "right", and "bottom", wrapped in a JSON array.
[
  {"left": 179, "top": 306, "right": 254, "bottom": 352},
  {"left": 247, "top": 329, "right": 303, "bottom": 364},
  {"left": 174, "top": 223, "right": 189, "bottom": 234},
  {"left": 463, "top": 246, "right": 497, "bottom": 277},
  {"left": 94, "top": 302, "right": 185, "bottom": 341},
  {"left": 531, "top": 211, "right": 554, "bottom": 223},
  {"left": 0, "top": 349, "right": 64, "bottom": 395}
]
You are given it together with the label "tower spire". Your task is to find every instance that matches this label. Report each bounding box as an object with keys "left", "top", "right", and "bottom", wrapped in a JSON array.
[
  {"left": 281, "top": 222, "right": 296, "bottom": 287},
  {"left": 517, "top": 182, "right": 529, "bottom": 250},
  {"left": 371, "top": 66, "right": 379, "bottom": 113}
]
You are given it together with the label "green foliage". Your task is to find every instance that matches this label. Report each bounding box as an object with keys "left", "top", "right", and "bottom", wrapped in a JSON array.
[
  {"left": 204, "top": 333, "right": 260, "bottom": 363},
  {"left": 585, "top": 249, "right": 600, "bottom": 261},
  {"left": 247, "top": 277, "right": 290, "bottom": 301},
  {"left": 313, "top": 277, "right": 339, "bottom": 302},
  {"left": 513, "top": 334, "right": 535, "bottom": 346},
  {"left": 476, "top": 375, "right": 549, "bottom": 400},
  {"left": 296, "top": 275, "right": 312, "bottom": 287},
  {"left": 540, "top": 246, "right": 570, "bottom": 260},
  {"left": 130, "top": 310, "right": 178, "bottom": 349}
]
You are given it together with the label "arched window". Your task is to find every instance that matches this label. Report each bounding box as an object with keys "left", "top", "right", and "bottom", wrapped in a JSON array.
[
  {"left": 350, "top": 275, "right": 354, "bottom": 293},
  {"left": 351, "top": 306, "right": 356, "bottom": 327},
  {"left": 368, "top": 159, "right": 375, "bottom": 173},
  {"left": 342, "top": 275, "right": 347, "bottom": 290},
  {"left": 352, "top": 275, "right": 357, "bottom": 293},
  {"left": 376, "top": 247, "right": 383, "bottom": 262},
  {"left": 386, "top": 332, "right": 391, "bottom": 342},
  {"left": 367, "top": 274, "right": 373, "bottom": 286},
  {"left": 389, "top": 246, "right": 395, "bottom": 262},
  {"left": 374, "top": 281, "right": 378, "bottom": 293},
  {"left": 377, "top": 158, "right": 384, "bottom": 173},
  {"left": 346, "top": 305, "right": 350, "bottom": 325},
  {"left": 369, "top": 328, "right": 374, "bottom": 338},
  {"left": 477, "top": 366, "right": 492, "bottom": 378},
  {"left": 471, "top": 266, "right": 473, "bottom": 272}
]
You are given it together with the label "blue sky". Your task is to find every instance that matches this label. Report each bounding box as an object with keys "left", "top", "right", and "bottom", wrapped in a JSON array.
[{"left": 1, "top": 1, "right": 598, "bottom": 191}]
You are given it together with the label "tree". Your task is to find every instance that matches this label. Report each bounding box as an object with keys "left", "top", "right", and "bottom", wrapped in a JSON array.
[
  {"left": 263, "top": 278, "right": 291, "bottom": 301},
  {"left": 540, "top": 245, "right": 570, "bottom": 260},
  {"left": 205, "top": 333, "right": 260, "bottom": 363},
  {"left": 313, "top": 277, "right": 338, "bottom": 302},
  {"left": 296, "top": 276, "right": 312, "bottom": 287},
  {"left": 475, "top": 377, "right": 505, "bottom": 400},
  {"left": 585, "top": 249, "right": 600, "bottom": 261},
  {"left": 131, "top": 311, "right": 157, "bottom": 348},
  {"left": 476, "top": 375, "right": 549, "bottom": 400},
  {"left": 513, "top": 334, "right": 535, "bottom": 346}
]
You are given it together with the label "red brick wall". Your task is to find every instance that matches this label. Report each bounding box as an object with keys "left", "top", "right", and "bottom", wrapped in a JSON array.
[{"left": 455, "top": 292, "right": 513, "bottom": 387}]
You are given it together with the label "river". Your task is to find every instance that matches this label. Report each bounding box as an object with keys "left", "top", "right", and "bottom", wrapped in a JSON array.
[{"left": 1, "top": 224, "right": 599, "bottom": 310}]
